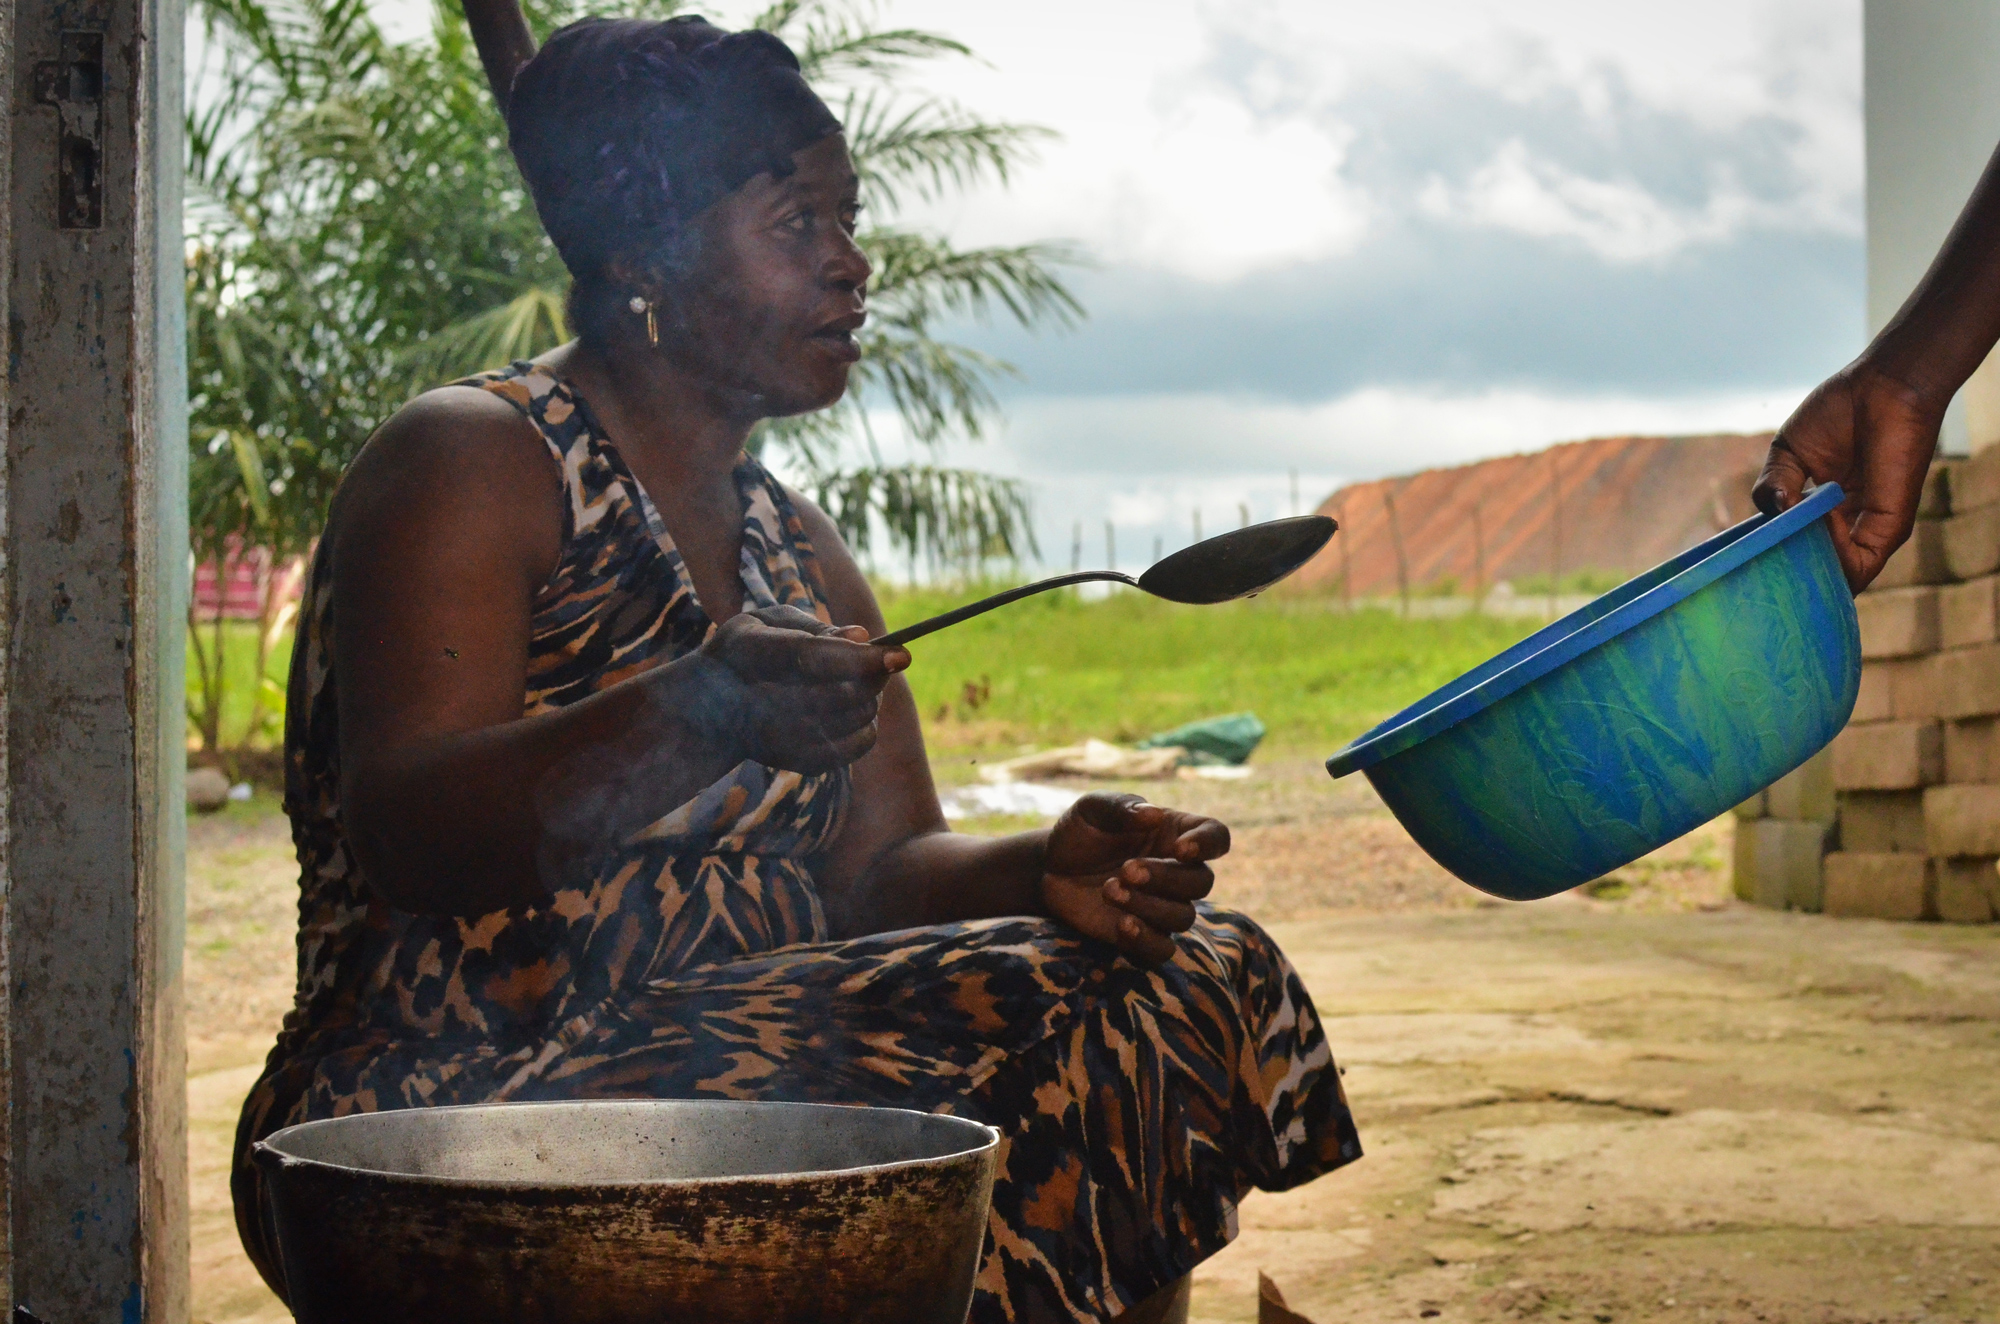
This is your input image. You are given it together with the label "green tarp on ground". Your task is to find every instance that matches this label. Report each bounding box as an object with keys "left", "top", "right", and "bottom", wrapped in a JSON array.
[{"left": 1136, "top": 712, "right": 1265, "bottom": 766}]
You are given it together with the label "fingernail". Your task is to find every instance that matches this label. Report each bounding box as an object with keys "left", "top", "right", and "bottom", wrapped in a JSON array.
[
  {"left": 885, "top": 650, "right": 910, "bottom": 672},
  {"left": 1105, "top": 880, "right": 1127, "bottom": 903},
  {"left": 1122, "top": 861, "right": 1146, "bottom": 885},
  {"left": 1122, "top": 916, "right": 1139, "bottom": 936}
]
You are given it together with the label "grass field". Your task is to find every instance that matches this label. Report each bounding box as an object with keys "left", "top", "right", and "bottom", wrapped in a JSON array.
[
  {"left": 182, "top": 587, "right": 1544, "bottom": 763},
  {"left": 187, "top": 621, "right": 295, "bottom": 752},
  {"left": 879, "top": 584, "right": 1541, "bottom": 756}
]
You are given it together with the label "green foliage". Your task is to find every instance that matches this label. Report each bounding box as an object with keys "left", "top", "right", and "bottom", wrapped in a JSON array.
[
  {"left": 878, "top": 586, "right": 1541, "bottom": 755},
  {"left": 185, "top": 0, "right": 1075, "bottom": 546},
  {"left": 186, "top": 0, "right": 576, "bottom": 556},
  {"left": 186, "top": 621, "right": 296, "bottom": 749}
]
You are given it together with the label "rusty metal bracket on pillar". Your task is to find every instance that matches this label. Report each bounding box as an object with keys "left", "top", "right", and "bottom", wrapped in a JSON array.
[
  {"left": 3, "top": 0, "right": 190, "bottom": 1315},
  {"left": 32, "top": 31, "right": 107, "bottom": 229}
]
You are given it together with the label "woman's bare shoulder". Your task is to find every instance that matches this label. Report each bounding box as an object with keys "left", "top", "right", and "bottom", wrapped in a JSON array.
[
  {"left": 356, "top": 383, "right": 551, "bottom": 480},
  {"left": 330, "top": 383, "right": 564, "bottom": 585}
]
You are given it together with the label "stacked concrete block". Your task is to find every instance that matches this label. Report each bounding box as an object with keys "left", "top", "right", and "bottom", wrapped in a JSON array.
[
  {"left": 1731, "top": 749, "right": 1835, "bottom": 912},
  {"left": 1824, "top": 853, "right": 1932, "bottom": 921},
  {"left": 1822, "top": 453, "right": 2000, "bottom": 923}
]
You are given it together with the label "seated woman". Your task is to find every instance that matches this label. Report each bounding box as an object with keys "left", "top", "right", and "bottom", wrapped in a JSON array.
[{"left": 231, "top": 14, "right": 1360, "bottom": 1322}]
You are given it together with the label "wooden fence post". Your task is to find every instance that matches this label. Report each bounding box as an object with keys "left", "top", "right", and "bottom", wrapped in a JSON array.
[
  {"left": 1472, "top": 502, "right": 1486, "bottom": 614},
  {"left": 1337, "top": 503, "right": 1353, "bottom": 612},
  {"left": 1384, "top": 485, "right": 1411, "bottom": 619},
  {"left": 1549, "top": 449, "right": 1563, "bottom": 617}
]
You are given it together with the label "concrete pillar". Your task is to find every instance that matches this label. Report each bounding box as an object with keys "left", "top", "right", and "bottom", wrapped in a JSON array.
[
  {"left": 1864, "top": 1, "right": 2000, "bottom": 454},
  {"left": 2, "top": 0, "right": 189, "bottom": 1313}
]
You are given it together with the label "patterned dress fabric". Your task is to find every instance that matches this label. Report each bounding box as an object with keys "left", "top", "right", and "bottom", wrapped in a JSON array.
[{"left": 232, "top": 361, "right": 1362, "bottom": 1322}]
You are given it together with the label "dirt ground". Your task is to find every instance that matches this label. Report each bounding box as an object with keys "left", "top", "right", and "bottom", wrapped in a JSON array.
[{"left": 183, "top": 759, "right": 1999, "bottom": 1324}]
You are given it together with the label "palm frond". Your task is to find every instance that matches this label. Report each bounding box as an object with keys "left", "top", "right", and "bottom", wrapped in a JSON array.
[
  {"left": 842, "top": 90, "right": 1051, "bottom": 211},
  {"left": 227, "top": 431, "right": 273, "bottom": 524},
  {"left": 746, "top": 0, "right": 808, "bottom": 35},
  {"left": 757, "top": 0, "right": 971, "bottom": 81},
  {"left": 866, "top": 230, "right": 1086, "bottom": 329},
  {"left": 850, "top": 331, "right": 1010, "bottom": 446},
  {"left": 399, "top": 284, "right": 571, "bottom": 386},
  {"left": 794, "top": 25, "right": 971, "bottom": 80},
  {"left": 811, "top": 464, "right": 1038, "bottom": 571}
]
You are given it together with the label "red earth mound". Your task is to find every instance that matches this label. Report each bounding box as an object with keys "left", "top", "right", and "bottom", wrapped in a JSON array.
[{"left": 1296, "top": 432, "right": 1773, "bottom": 598}]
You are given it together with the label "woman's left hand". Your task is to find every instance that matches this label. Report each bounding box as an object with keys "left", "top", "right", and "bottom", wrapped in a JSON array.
[{"left": 1040, "top": 792, "right": 1230, "bottom": 965}]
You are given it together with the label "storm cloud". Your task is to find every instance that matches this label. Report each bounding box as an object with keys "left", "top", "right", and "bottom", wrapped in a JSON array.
[{"left": 807, "top": 0, "right": 1865, "bottom": 565}]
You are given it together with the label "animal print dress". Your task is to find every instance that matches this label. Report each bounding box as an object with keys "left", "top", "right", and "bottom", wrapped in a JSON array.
[{"left": 233, "top": 361, "right": 1362, "bottom": 1322}]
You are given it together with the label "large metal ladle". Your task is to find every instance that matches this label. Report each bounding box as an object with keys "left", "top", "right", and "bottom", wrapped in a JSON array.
[{"left": 872, "top": 515, "right": 1338, "bottom": 647}]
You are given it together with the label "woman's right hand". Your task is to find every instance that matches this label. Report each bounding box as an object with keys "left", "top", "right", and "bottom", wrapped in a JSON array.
[{"left": 692, "top": 605, "right": 908, "bottom": 773}]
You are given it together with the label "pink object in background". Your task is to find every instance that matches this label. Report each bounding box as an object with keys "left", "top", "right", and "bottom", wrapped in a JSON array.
[{"left": 192, "top": 540, "right": 307, "bottom": 621}]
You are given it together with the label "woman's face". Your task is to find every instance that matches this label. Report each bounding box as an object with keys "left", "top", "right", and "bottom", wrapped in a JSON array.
[{"left": 658, "top": 134, "right": 870, "bottom": 418}]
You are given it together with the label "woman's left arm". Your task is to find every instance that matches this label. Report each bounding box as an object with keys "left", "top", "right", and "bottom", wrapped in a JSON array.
[{"left": 792, "top": 494, "right": 1228, "bottom": 964}]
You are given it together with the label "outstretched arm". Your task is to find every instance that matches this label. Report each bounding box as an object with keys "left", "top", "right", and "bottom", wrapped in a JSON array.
[
  {"left": 461, "top": 0, "right": 537, "bottom": 112},
  {"left": 786, "top": 492, "right": 1230, "bottom": 966},
  {"left": 1757, "top": 135, "right": 2000, "bottom": 590}
]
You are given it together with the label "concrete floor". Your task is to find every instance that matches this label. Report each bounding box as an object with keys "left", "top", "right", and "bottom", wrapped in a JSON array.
[
  {"left": 1196, "top": 904, "right": 2000, "bottom": 1324},
  {"left": 182, "top": 776, "right": 2000, "bottom": 1323}
]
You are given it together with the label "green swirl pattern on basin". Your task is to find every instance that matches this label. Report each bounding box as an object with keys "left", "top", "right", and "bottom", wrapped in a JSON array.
[{"left": 1326, "top": 484, "right": 1860, "bottom": 901}]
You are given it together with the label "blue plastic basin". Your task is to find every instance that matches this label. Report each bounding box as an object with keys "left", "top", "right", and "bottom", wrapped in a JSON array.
[{"left": 1325, "top": 482, "right": 1860, "bottom": 900}]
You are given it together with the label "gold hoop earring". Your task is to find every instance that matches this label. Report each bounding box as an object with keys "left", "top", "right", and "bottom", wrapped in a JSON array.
[{"left": 627, "top": 294, "right": 659, "bottom": 348}]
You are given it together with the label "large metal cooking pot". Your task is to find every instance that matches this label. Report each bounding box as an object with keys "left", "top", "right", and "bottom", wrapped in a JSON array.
[{"left": 254, "top": 1099, "right": 1001, "bottom": 1324}]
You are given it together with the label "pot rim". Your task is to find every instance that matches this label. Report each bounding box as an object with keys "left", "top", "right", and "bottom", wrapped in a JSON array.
[{"left": 252, "top": 1098, "right": 1002, "bottom": 1193}]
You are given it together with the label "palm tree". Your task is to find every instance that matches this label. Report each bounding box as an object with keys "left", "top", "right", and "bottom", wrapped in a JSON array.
[{"left": 185, "top": 0, "right": 1081, "bottom": 747}]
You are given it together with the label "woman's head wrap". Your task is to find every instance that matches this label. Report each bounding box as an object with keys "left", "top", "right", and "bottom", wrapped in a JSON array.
[{"left": 507, "top": 15, "right": 843, "bottom": 282}]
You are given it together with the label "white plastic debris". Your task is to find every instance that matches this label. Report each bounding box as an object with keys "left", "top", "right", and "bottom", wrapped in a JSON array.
[
  {"left": 227, "top": 782, "right": 253, "bottom": 801},
  {"left": 977, "top": 739, "right": 1185, "bottom": 784},
  {"left": 938, "top": 782, "right": 1078, "bottom": 821}
]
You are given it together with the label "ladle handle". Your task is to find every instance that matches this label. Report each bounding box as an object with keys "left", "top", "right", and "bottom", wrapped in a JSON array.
[{"left": 871, "top": 571, "right": 1140, "bottom": 647}]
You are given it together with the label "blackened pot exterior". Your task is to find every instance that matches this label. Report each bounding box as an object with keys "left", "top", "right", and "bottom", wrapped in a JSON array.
[{"left": 253, "top": 1100, "right": 1000, "bottom": 1324}]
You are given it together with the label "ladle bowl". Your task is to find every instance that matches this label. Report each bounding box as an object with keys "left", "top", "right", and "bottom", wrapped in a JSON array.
[
  {"left": 873, "top": 514, "right": 1336, "bottom": 647},
  {"left": 253, "top": 1099, "right": 1001, "bottom": 1324}
]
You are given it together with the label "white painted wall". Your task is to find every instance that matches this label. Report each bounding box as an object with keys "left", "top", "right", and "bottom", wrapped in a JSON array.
[{"left": 1865, "top": 0, "right": 2000, "bottom": 454}]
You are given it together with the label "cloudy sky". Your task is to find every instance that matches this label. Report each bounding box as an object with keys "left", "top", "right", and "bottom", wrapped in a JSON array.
[{"left": 778, "top": 0, "right": 1866, "bottom": 573}]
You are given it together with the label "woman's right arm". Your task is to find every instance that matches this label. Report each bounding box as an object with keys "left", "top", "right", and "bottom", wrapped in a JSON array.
[
  {"left": 329, "top": 389, "right": 899, "bottom": 917},
  {"left": 1758, "top": 135, "right": 2000, "bottom": 589}
]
